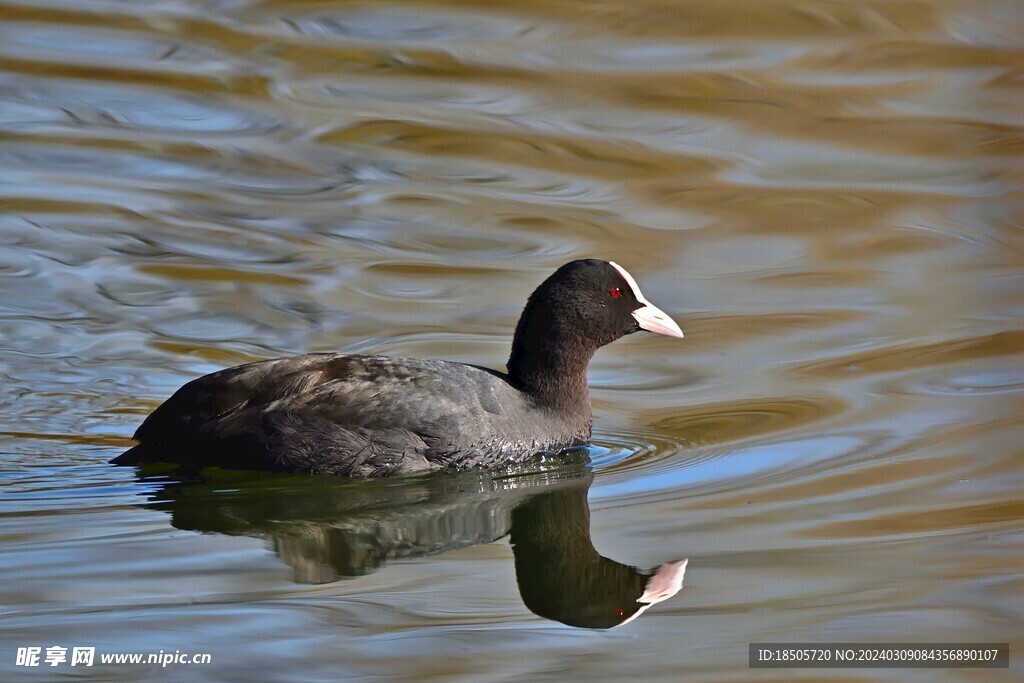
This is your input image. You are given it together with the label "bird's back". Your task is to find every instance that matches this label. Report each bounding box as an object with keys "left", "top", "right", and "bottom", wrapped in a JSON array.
[{"left": 118, "top": 353, "right": 590, "bottom": 475}]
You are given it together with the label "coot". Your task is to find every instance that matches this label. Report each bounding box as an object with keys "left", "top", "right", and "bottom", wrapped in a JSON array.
[{"left": 113, "top": 259, "right": 683, "bottom": 477}]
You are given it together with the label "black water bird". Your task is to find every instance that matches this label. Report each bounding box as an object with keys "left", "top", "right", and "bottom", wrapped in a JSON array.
[{"left": 113, "top": 259, "right": 683, "bottom": 477}]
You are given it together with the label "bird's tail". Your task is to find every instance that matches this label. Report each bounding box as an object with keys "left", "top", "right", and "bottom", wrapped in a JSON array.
[{"left": 110, "top": 445, "right": 145, "bottom": 465}]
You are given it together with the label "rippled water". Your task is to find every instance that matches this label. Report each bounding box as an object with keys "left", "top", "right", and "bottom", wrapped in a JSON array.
[{"left": 1, "top": 0, "right": 1022, "bottom": 680}]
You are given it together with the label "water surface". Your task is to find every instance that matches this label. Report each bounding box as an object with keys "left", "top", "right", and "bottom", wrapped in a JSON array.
[{"left": 1, "top": 0, "right": 1022, "bottom": 680}]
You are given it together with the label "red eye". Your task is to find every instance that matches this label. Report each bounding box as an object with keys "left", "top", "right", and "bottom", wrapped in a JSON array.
[
  {"left": 615, "top": 609, "right": 625, "bottom": 617},
  {"left": 610, "top": 287, "right": 622, "bottom": 298}
]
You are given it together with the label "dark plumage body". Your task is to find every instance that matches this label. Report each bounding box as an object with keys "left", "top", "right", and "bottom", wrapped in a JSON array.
[
  {"left": 114, "top": 260, "right": 683, "bottom": 477},
  {"left": 121, "top": 354, "right": 589, "bottom": 477}
]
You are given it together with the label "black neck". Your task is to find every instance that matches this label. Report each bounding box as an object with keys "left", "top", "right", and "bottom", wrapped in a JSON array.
[{"left": 506, "top": 308, "right": 595, "bottom": 411}]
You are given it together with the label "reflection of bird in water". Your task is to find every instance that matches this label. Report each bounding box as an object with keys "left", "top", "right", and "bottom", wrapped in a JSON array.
[
  {"left": 511, "top": 485, "right": 687, "bottom": 629},
  {"left": 140, "top": 463, "right": 688, "bottom": 629}
]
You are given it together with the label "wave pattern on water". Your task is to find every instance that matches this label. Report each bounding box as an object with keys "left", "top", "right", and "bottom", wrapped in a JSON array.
[{"left": 0, "top": 0, "right": 1021, "bottom": 680}]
